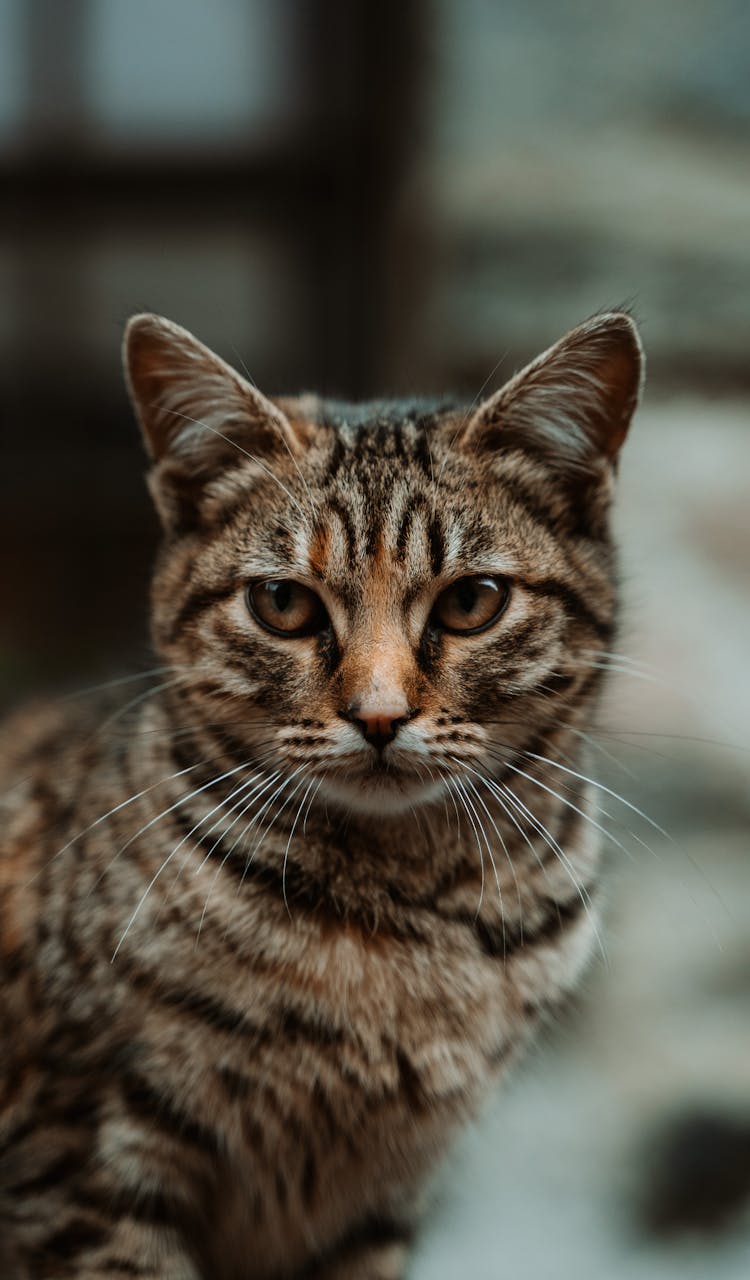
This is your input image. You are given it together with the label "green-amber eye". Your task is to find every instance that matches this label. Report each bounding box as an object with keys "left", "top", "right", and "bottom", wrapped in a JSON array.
[
  {"left": 246, "top": 580, "right": 328, "bottom": 637},
  {"left": 431, "top": 575, "right": 510, "bottom": 635}
]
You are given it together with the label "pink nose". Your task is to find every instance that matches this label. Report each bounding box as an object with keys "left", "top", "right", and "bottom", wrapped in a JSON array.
[{"left": 345, "top": 707, "right": 410, "bottom": 751}]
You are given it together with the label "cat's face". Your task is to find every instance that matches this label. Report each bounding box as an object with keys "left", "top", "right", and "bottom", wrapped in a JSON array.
[{"left": 124, "top": 314, "right": 642, "bottom": 816}]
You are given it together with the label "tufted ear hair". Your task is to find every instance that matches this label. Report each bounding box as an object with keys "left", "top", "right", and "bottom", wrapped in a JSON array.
[
  {"left": 123, "top": 313, "right": 305, "bottom": 531},
  {"left": 458, "top": 312, "right": 644, "bottom": 473}
]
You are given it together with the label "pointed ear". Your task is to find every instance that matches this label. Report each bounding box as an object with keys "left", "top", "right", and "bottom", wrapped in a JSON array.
[
  {"left": 123, "top": 313, "right": 304, "bottom": 530},
  {"left": 459, "top": 313, "right": 644, "bottom": 472}
]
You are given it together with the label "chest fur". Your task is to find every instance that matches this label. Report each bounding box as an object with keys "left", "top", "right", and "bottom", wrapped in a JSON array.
[{"left": 183, "top": 923, "right": 514, "bottom": 1276}]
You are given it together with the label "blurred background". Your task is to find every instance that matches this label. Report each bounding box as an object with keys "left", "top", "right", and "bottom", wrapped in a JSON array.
[{"left": 1, "top": 1, "right": 749, "bottom": 1275}]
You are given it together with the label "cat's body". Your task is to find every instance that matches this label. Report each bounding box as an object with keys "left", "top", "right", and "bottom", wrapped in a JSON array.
[{"left": 0, "top": 313, "right": 643, "bottom": 1278}]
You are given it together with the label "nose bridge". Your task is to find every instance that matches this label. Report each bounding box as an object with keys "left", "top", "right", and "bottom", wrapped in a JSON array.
[
  {"left": 358, "top": 652, "right": 409, "bottom": 720},
  {"left": 341, "top": 613, "right": 413, "bottom": 720},
  {"left": 339, "top": 615, "right": 418, "bottom": 751}
]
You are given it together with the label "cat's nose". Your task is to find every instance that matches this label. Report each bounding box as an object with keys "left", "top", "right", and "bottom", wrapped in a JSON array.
[{"left": 344, "top": 704, "right": 411, "bottom": 751}]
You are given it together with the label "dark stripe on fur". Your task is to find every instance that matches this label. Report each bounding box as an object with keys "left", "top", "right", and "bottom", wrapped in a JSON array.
[
  {"left": 72, "top": 1179, "right": 188, "bottom": 1231},
  {"left": 540, "top": 670, "right": 577, "bottom": 696},
  {"left": 95, "top": 1262, "right": 149, "bottom": 1276},
  {"left": 305, "top": 1213, "right": 414, "bottom": 1275},
  {"left": 127, "top": 967, "right": 259, "bottom": 1039},
  {"left": 125, "top": 958, "right": 346, "bottom": 1057},
  {"left": 5, "top": 1149, "right": 86, "bottom": 1198},
  {"left": 523, "top": 577, "right": 612, "bottom": 639},
  {"left": 118, "top": 1071, "right": 220, "bottom": 1156},
  {"left": 395, "top": 495, "right": 444, "bottom": 574},
  {"left": 325, "top": 499, "right": 357, "bottom": 562},
  {"left": 37, "top": 1217, "right": 110, "bottom": 1263},
  {"left": 463, "top": 889, "right": 588, "bottom": 960},
  {"left": 167, "top": 579, "right": 237, "bottom": 643}
]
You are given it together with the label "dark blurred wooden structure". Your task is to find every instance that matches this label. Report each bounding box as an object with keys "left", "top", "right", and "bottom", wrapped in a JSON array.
[{"left": 1, "top": 0, "right": 424, "bottom": 703}]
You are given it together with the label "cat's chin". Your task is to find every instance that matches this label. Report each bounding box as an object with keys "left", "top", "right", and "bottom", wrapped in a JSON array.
[{"left": 319, "top": 772, "right": 446, "bottom": 818}]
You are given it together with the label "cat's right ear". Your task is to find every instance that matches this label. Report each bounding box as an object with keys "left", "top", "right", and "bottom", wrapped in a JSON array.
[
  {"left": 457, "top": 312, "right": 644, "bottom": 473},
  {"left": 123, "top": 313, "right": 305, "bottom": 532}
]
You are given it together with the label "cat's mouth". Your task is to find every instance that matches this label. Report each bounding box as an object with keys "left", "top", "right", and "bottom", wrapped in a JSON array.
[{"left": 318, "top": 754, "right": 446, "bottom": 816}]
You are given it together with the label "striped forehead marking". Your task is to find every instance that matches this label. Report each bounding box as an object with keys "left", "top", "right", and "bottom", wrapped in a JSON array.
[
  {"left": 306, "top": 485, "right": 467, "bottom": 585},
  {"left": 393, "top": 493, "right": 445, "bottom": 575}
]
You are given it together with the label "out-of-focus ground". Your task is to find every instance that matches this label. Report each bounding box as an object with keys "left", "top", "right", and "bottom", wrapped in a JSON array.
[{"left": 412, "top": 400, "right": 750, "bottom": 1278}]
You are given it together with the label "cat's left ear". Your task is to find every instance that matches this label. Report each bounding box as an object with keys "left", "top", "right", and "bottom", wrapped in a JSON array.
[
  {"left": 458, "top": 312, "right": 644, "bottom": 471},
  {"left": 123, "top": 313, "right": 307, "bottom": 530}
]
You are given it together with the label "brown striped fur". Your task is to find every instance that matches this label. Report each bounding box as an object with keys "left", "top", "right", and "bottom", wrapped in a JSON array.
[{"left": 0, "top": 312, "right": 643, "bottom": 1277}]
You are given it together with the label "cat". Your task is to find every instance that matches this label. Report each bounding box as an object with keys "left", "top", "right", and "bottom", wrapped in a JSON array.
[{"left": 0, "top": 310, "right": 643, "bottom": 1278}]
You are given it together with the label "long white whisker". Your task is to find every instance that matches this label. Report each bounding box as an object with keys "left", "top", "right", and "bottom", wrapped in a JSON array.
[
  {"left": 230, "top": 343, "right": 317, "bottom": 521},
  {"left": 86, "top": 675, "right": 186, "bottom": 743},
  {"left": 151, "top": 759, "right": 282, "bottom": 904},
  {"left": 522, "top": 750, "right": 673, "bottom": 840},
  {"left": 448, "top": 778, "right": 486, "bottom": 920},
  {"left": 195, "top": 767, "right": 282, "bottom": 872},
  {"left": 455, "top": 768, "right": 506, "bottom": 952},
  {"left": 583, "top": 654, "right": 744, "bottom": 743},
  {"left": 217, "top": 771, "right": 311, "bottom": 944},
  {"left": 110, "top": 758, "right": 254, "bottom": 959},
  {"left": 159, "top": 404, "right": 308, "bottom": 521},
  {"left": 462, "top": 773, "right": 519, "bottom": 934},
  {"left": 488, "top": 751, "right": 641, "bottom": 865},
  {"left": 488, "top": 775, "right": 608, "bottom": 966},
  {"left": 93, "top": 763, "right": 271, "bottom": 905},
  {"left": 582, "top": 659, "right": 667, "bottom": 684},
  {"left": 565, "top": 724, "right": 640, "bottom": 781},
  {"left": 217, "top": 768, "right": 297, "bottom": 878},
  {"left": 281, "top": 775, "right": 319, "bottom": 918},
  {"left": 247, "top": 773, "right": 308, "bottom": 869},
  {"left": 434, "top": 346, "right": 511, "bottom": 491},
  {"left": 151, "top": 751, "right": 280, "bottom": 928},
  {"left": 61, "top": 665, "right": 173, "bottom": 700},
  {"left": 470, "top": 768, "right": 550, "bottom": 881},
  {"left": 516, "top": 746, "right": 731, "bottom": 933},
  {"left": 479, "top": 753, "right": 605, "bottom": 906},
  {"left": 594, "top": 728, "right": 750, "bottom": 755},
  {"left": 302, "top": 775, "right": 325, "bottom": 837},
  {"left": 491, "top": 741, "right": 713, "bottom": 915},
  {"left": 475, "top": 760, "right": 597, "bottom": 906},
  {"left": 474, "top": 773, "right": 590, "bottom": 955},
  {"left": 192, "top": 769, "right": 285, "bottom": 944},
  {"left": 582, "top": 647, "right": 663, "bottom": 673},
  {"left": 31, "top": 756, "right": 208, "bottom": 884},
  {"left": 227, "top": 766, "right": 311, "bottom": 902}
]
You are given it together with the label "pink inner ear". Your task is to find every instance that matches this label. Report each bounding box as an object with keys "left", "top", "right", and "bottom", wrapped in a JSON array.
[
  {"left": 594, "top": 345, "right": 642, "bottom": 458},
  {"left": 123, "top": 314, "right": 230, "bottom": 461},
  {"left": 460, "top": 313, "right": 643, "bottom": 468},
  {"left": 129, "top": 350, "right": 189, "bottom": 460},
  {"left": 124, "top": 313, "right": 304, "bottom": 468}
]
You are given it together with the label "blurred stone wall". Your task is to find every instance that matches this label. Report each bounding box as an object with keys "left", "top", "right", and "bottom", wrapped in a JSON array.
[{"left": 384, "top": 0, "right": 750, "bottom": 395}]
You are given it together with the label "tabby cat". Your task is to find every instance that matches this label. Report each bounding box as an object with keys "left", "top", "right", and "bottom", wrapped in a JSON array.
[{"left": 0, "top": 311, "right": 643, "bottom": 1278}]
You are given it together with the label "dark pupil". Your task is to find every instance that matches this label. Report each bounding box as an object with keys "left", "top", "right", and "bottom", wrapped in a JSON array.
[
  {"left": 456, "top": 580, "right": 479, "bottom": 615},
  {"left": 269, "top": 581, "right": 292, "bottom": 613}
]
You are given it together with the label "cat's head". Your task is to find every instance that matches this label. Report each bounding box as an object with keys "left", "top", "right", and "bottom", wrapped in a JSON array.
[{"left": 123, "top": 312, "right": 643, "bottom": 816}]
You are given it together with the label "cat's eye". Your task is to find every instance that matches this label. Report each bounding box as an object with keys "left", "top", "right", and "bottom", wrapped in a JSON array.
[
  {"left": 246, "top": 580, "right": 328, "bottom": 637},
  {"left": 431, "top": 575, "right": 510, "bottom": 635}
]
